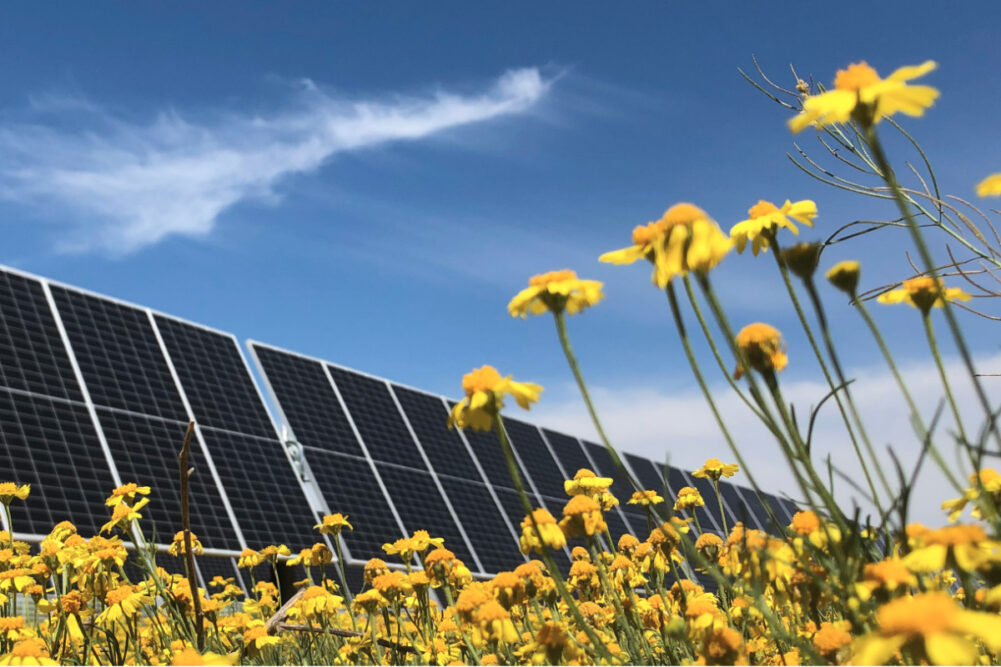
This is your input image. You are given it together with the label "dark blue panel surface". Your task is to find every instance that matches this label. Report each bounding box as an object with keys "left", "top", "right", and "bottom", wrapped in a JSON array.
[
  {"left": 52, "top": 288, "right": 187, "bottom": 421},
  {"left": 97, "top": 409, "right": 241, "bottom": 550},
  {"left": 0, "top": 273, "right": 82, "bottom": 401},
  {"left": 327, "top": 366, "right": 427, "bottom": 470},
  {"left": 504, "top": 419, "right": 568, "bottom": 499},
  {"left": 542, "top": 429, "right": 592, "bottom": 481},
  {"left": 155, "top": 317, "right": 275, "bottom": 439},
  {"left": 0, "top": 389, "right": 117, "bottom": 536},
  {"left": 253, "top": 346, "right": 364, "bottom": 457},
  {"left": 392, "top": 386, "right": 481, "bottom": 481},
  {"left": 437, "top": 477, "right": 523, "bottom": 574}
]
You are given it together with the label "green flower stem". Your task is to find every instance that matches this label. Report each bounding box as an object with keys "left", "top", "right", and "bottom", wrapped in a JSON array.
[
  {"left": 664, "top": 281, "right": 792, "bottom": 535},
  {"left": 552, "top": 310, "right": 645, "bottom": 498},
  {"left": 693, "top": 274, "right": 823, "bottom": 515},
  {"left": 803, "top": 275, "right": 892, "bottom": 500},
  {"left": 711, "top": 480, "right": 729, "bottom": 536},
  {"left": 769, "top": 235, "right": 884, "bottom": 511},
  {"left": 922, "top": 312, "right": 968, "bottom": 446},
  {"left": 863, "top": 123, "right": 1001, "bottom": 451},
  {"left": 332, "top": 537, "right": 358, "bottom": 632},
  {"left": 681, "top": 275, "right": 773, "bottom": 429},
  {"left": 852, "top": 296, "right": 964, "bottom": 493},
  {"left": 492, "top": 415, "right": 616, "bottom": 664}
]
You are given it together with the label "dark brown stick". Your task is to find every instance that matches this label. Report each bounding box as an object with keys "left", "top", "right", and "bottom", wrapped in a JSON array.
[{"left": 178, "top": 420, "right": 205, "bottom": 651}]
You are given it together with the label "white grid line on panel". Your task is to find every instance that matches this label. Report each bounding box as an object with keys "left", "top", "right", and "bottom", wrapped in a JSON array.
[
  {"left": 321, "top": 363, "right": 412, "bottom": 563},
  {"left": 386, "top": 382, "right": 486, "bottom": 575},
  {"left": 244, "top": 343, "right": 343, "bottom": 561},
  {"left": 42, "top": 280, "right": 125, "bottom": 491},
  {"left": 147, "top": 310, "right": 249, "bottom": 551}
]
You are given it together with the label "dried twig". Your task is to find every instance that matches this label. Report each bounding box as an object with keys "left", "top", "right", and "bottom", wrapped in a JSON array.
[{"left": 178, "top": 420, "right": 205, "bottom": 652}]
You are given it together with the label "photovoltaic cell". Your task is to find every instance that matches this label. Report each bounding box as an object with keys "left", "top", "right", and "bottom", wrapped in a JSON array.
[
  {"left": 251, "top": 346, "right": 364, "bottom": 457},
  {"left": 460, "top": 424, "right": 529, "bottom": 491},
  {"left": 96, "top": 409, "right": 241, "bottom": 550},
  {"left": 51, "top": 288, "right": 187, "bottom": 421},
  {"left": 392, "top": 386, "right": 482, "bottom": 482},
  {"left": 154, "top": 316, "right": 275, "bottom": 439},
  {"left": 196, "top": 556, "right": 242, "bottom": 591},
  {"left": 0, "top": 273, "right": 83, "bottom": 402},
  {"left": 326, "top": 366, "right": 427, "bottom": 470},
  {"left": 736, "top": 486, "right": 779, "bottom": 532},
  {"left": 0, "top": 388, "right": 117, "bottom": 536},
  {"left": 542, "top": 429, "right": 593, "bottom": 480},
  {"left": 685, "top": 474, "right": 727, "bottom": 533},
  {"left": 718, "top": 482, "right": 759, "bottom": 531},
  {"left": 304, "top": 448, "right": 405, "bottom": 559},
  {"left": 437, "top": 477, "right": 522, "bottom": 573},
  {"left": 374, "top": 463, "right": 476, "bottom": 568},
  {"left": 199, "top": 428, "right": 318, "bottom": 550},
  {"left": 625, "top": 454, "right": 668, "bottom": 496},
  {"left": 503, "top": 419, "right": 568, "bottom": 499}
]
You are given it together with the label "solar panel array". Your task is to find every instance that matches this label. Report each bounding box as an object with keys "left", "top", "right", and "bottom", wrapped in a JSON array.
[
  {"left": 0, "top": 265, "right": 325, "bottom": 587},
  {"left": 0, "top": 262, "right": 800, "bottom": 586},
  {"left": 250, "top": 341, "right": 800, "bottom": 576}
]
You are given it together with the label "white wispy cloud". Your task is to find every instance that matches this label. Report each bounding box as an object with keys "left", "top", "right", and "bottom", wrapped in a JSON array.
[
  {"left": 527, "top": 353, "right": 1001, "bottom": 525},
  {"left": 0, "top": 68, "right": 551, "bottom": 254}
]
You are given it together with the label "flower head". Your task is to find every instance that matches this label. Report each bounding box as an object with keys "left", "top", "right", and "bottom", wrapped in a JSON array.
[
  {"left": 877, "top": 276, "right": 971, "bottom": 313},
  {"left": 105, "top": 482, "right": 151, "bottom": 507},
  {"left": 673, "top": 486, "right": 705, "bottom": 511},
  {"left": 314, "top": 513, "right": 353, "bottom": 535},
  {"left": 733, "top": 323, "right": 787, "bottom": 380},
  {"left": 789, "top": 61, "right": 939, "bottom": 132},
  {"left": 447, "top": 365, "right": 542, "bottom": 431},
  {"left": 519, "top": 508, "right": 567, "bottom": 555},
  {"left": 508, "top": 270, "right": 604, "bottom": 318},
  {"left": 826, "top": 260, "right": 861, "bottom": 295},
  {"left": 600, "top": 203, "right": 731, "bottom": 287},
  {"left": 976, "top": 173, "right": 1001, "bottom": 198},
  {"left": 692, "top": 458, "right": 739, "bottom": 481},
  {"left": 730, "top": 199, "right": 817, "bottom": 256},
  {"left": 0, "top": 483, "right": 29, "bottom": 506},
  {"left": 559, "top": 495, "right": 606, "bottom": 538},
  {"left": 628, "top": 490, "right": 664, "bottom": 507}
]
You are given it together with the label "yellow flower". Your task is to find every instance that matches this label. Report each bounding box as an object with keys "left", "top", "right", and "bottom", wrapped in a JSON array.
[
  {"left": 733, "top": 323, "right": 787, "bottom": 380},
  {"left": 977, "top": 173, "right": 1001, "bottom": 198},
  {"left": 519, "top": 508, "right": 567, "bottom": 555},
  {"left": 942, "top": 469, "right": 1001, "bottom": 522},
  {"left": 673, "top": 486, "right": 704, "bottom": 511},
  {"left": 99, "top": 497, "right": 150, "bottom": 534},
  {"left": 904, "top": 524, "right": 999, "bottom": 573},
  {"left": 563, "top": 469, "right": 612, "bottom": 496},
  {"left": 475, "top": 600, "right": 520, "bottom": 644},
  {"left": 168, "top": 531, "right": 204, "bottom": 557},
  {"left": 877, "top": 276, "right": 971, "bottom": 313},
  {"left": 851, "top": 592, "right": 1001, "bottom": 665},
  {"left": 730, "top": 199, "right": 817, "bottom": 256},
  {"left": 105, "top": 482, "right": 151, "bottom": 506},
  {"left": 96, "top": 584, "right": 153, "bottom": 626},
  {"left": 628, "top": 490, "right": 664, "bottom": 506},
  {"left": 447, "top": 365, "right": 542, "bottom": 431},
  {"left": 508, "top": 269, "right": 604, "bottom": 317},
  {"left": 599, "top": 202, "right": 731, "bottom": 287},
  {"left": 692, "top": 458, "right": 739, "bottom": 481},
  {"left": 171, "top": 648, "right": 237, "bottom": 666},
  {"left": 826, "top": 260, "right": 861, "bottom": 295},
  {"left": 0, "top": 483, "right": 30, "bottom": 506},
  {"left": 559, "top": 495, "right": 606, "bottom": 538},
  {"left": 789, "top": 61, "right": 939, "bottom": 133},
  {"left": 314, "top": 513, "right": 353, "bottom": 535},
  {"left": 0, "top": 638, "right": 57, "bottom": 666}
]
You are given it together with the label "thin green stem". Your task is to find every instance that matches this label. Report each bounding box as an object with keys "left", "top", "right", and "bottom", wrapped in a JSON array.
[
  {"left": 712, "top": 480, "right": 729, "bottom": 536},
  {"left": 922, "top": 312, "right": 968, "bottom": 444}
]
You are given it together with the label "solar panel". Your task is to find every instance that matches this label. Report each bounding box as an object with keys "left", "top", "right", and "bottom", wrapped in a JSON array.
[
  {"left": 578, "top": 440, "right": 647, "bottom": 534},
  {"left": 437, "top": 477, "right": 523, "bottom": 573},
  {"left": 718, "top": 482, "right": 759, "bottom": 531},
  {"left": 542, "top": 428, "right": 593, "bottom": 480},
  {"left": 624, "top": 453, "right": 667, "bottom": 496},
  {"left": 391, "top": 386, "right": 482, "bottom": 482},
  {"left": 0, "top": 389, "right": 117, "bottom": 536},
  {"left": 736, "top": 485, "right": 780, "bottom": 532},
  {"left": 503, "top": 419, "right": 568, "bottom": 499},
  {"left": 458, "top": 422, "right": 532, "bottom": 491},
  {"left": 252, "top": 346, "right": 364, "bottom": 457}
]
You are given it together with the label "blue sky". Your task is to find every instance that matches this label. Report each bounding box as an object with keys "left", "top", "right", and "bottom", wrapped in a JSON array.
[{"left": 2, "top": 2, "right": 999, "bottom": 521}]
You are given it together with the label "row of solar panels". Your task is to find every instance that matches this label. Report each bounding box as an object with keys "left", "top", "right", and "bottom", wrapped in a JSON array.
[{"left": 0, "top": 264, "right": 796, "bottom": 584}]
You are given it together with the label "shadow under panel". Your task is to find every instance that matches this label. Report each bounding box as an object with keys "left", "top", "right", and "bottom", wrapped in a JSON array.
[
  {"left": 198, "top": 428, "right": 317, "bottom": 551},
  {"left": 392, "top": 386, "right": 482, "bottom": 482},
  {"left": 504, "top": 419, "right": 568, "bottom": 499},
  {"left": 154, "top": 316, "right": 275, "bottom": 439},
  {"left": 0, "top": 271, "right": 83, "bottom": 402},
  {"left": 0, "top": 389, "right": 117, "bottom": 536},
  {"left": 51, "top": 287, "right": 187, "bottom": 421},
  {"left": 437, "top": 477, "right": 524, "bottom": 574},
  {"left": 373, "top": 463, "right": 476, "bottom": 568},
  {"left": 252, "top": 346, "right": 365, "bottom": 457},
  {"left": 326, "top": 366, "right": 427, "bottom": 470},
  {"left": 97, "top": 409, "right": 241, "bottom": 550},
  {"left": 302, "top": 448, "right": 404, "bottom": 560}
]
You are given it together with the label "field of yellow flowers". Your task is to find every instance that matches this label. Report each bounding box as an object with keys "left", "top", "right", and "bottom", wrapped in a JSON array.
[{"left": 3, "top": 59, "right": 1001, "bottom": 666}]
